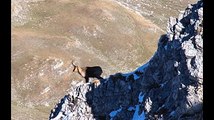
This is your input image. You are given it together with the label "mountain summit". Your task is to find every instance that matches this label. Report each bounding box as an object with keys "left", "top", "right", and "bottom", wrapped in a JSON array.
[{"left": 49, "top": 0, "right": 203, "bottom": 119}]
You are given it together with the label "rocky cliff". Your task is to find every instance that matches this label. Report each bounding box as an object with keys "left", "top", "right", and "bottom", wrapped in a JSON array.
[{"left": 49, "top": 0, "right": 203, "bottom": 119}]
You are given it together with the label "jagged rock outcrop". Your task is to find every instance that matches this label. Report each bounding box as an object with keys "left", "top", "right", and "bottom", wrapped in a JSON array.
[{"left": 49, "top": 0, "right": 203, "bottom": 119}]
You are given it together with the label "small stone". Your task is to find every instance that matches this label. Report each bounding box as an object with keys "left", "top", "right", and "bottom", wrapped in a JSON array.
[
  {"left": 175, "top": 24, "right": 182, "bottom": 32},
  {"left": 195, "top": 35, "right": 203, "bottom": 49},
  {"left": 168, "top": 17, "right": 177, "bottom": 29},
  {"left": 198, "top": 8, "right": 203, "bottom": 18},
  {"left": 178, "top": 11, "right": 185, "bottom": 20},
  {"left": 187, "top": 4, "right": 193, "bottom": 9},
  {"left": 182, "top": 40, "right": 197, "bottom": 58}
]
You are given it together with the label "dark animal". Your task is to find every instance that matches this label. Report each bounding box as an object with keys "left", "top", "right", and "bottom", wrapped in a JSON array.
[{"left": 72, "top": 61, "right": 103, "bottom": 83}]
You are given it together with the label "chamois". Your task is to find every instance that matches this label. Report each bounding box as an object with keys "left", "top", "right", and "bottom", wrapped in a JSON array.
[{"left": 72, "top": 61, "right": 103, "bottom": 83}]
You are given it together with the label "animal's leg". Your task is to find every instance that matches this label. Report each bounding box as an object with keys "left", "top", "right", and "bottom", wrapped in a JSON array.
[
  {"left": 93, "top": 79, "right": 100, "bottom": 87},
  {"left": 85, "top": 77, "right": 89, "bottom": 83}
]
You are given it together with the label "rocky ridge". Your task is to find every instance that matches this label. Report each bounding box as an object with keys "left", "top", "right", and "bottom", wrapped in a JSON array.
[{"left": 49, "top": 0, "right": 203, "bottom": 119}]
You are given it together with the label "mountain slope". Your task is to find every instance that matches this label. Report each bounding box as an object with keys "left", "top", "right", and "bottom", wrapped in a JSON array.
[
  {"left": 49, "top": 0, "right": 203, "bottom": 119},
  {"left": 12, "top": 0, "right": 164, "bottom": 119},
  {"left": 113, "top": 0, "right": 198, "bottom": 31}
]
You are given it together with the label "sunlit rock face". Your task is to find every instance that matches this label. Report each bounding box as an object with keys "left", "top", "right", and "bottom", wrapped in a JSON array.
[{"left": 49, "top": 0, "right": 203, "bottom": 120}]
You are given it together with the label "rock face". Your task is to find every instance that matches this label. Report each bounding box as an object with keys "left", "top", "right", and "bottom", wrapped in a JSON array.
[{"left": 49, "top": 0, "right": 203, "bottom": 119}]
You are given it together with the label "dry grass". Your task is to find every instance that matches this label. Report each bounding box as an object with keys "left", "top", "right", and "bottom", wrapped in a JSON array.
[
  {"left": 114, "top": 0, "right": 198, "bottom": 30},
  {"left": 12, "top": 101, "right": 53, "bottom": 120}
]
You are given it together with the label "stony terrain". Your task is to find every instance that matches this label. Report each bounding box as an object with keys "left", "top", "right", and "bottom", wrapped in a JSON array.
[{"left": 50, "top": 0, "right": 203, "bottom": 119}]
